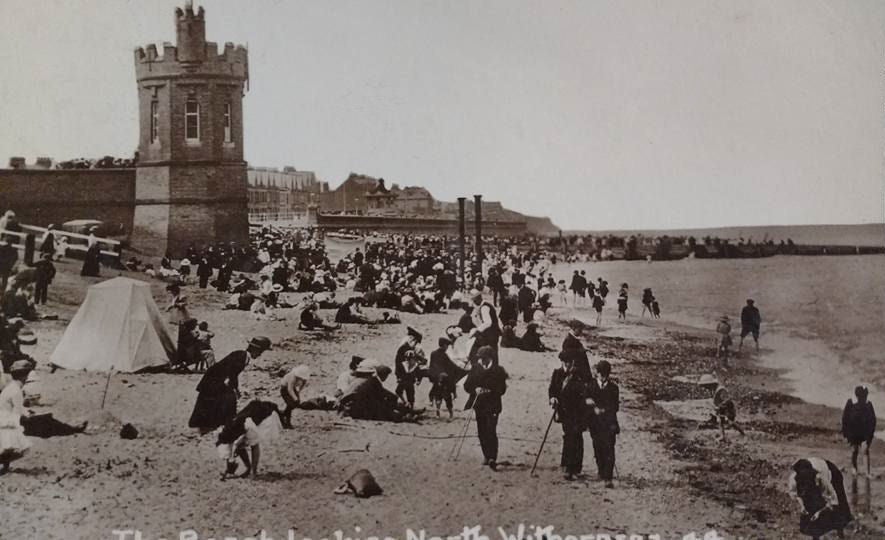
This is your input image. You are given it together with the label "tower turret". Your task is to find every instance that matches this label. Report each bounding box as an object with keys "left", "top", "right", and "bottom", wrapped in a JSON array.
[{"left": 175, "top": 1, "right": 206, "bottom": 64}]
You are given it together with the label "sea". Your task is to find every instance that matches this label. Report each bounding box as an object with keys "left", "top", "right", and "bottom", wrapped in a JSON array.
[
  {"left": 550, "top": 252, "right": 885, "bottom": 411},
  {"left": 566, "top": 223, "right": 884, "bottom": 247}
]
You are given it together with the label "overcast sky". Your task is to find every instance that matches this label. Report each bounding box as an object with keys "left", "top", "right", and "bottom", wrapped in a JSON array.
[{"left": 2, "top": 0, "right": 884, "bottom": 230}]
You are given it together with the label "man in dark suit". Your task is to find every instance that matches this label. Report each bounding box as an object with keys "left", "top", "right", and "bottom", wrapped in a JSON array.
[
  {"left": 498, "top": 287, "right": 519, "bottom": 326},
  {"left": 464, "top": 346, "right": 508, "bottom": 471},
  {"left": 548, "top": 353, "right": 587, "bottom": 480},
  {"left": 587, "top": 360, "right": 619, "bottom": 487},
  {"left": 739, "top": 299, "right": 762, "bottom": 352},
  {"left": 560, "top": 322, "right": 591, "bottom": 381},
  {"left": 517, "top": 284, "right": 537, "bottom": 323},
  {"left": 33, "top": 253, "right": 56, "bottom": 305}
]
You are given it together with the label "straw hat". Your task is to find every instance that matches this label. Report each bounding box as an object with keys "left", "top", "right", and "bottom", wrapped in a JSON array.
[
  {"left": 697, "top": 374, "right": 719, "bottom": 388},
  {"left": 6, "top": 317, "right": 25, "bottom": 329},
  {"left": 290, "top": 365, "right": 311, "bottom": 381},
  {"left": 9, "top": 360, "right": 34, "bottom": 375},
  {"left": 17, "top": 328, "right": 37, "bottom": 346}
]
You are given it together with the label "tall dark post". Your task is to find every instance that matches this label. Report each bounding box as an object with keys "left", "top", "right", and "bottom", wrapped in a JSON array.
[
  {"left": 474, "top": 194, "right": 483, "bottom": 274},
  {"left": 458, "top": 197, "right": 466, "bottom": 289}
]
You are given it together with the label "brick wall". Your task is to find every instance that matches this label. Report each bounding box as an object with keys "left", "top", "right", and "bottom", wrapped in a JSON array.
[{"left": 0, "top": 169, "right": 135, "bottom": 230}]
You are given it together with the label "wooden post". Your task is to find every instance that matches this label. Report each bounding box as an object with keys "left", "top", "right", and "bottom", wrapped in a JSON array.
[
  {"left": 458, "top": 197, "right": 466, "bottom": 290},
  {"left": 473, "top": 194, "right": 482, "bottom": 274},
  {"left": 23, "top": 233, "right": 36, "bottom": 266}
]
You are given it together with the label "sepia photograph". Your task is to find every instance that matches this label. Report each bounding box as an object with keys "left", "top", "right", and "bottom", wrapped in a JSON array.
[{"left": 0, "top": 1, "right": 884, "bottom": 538}]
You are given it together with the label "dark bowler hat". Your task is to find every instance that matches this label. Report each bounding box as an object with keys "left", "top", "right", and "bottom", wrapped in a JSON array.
[
  {"left": 247, "top": 336, "right": 272, "bottom": 352},
  {"left": 558, "top": 350, "right": 576, "bottom": 364},
  {"left": 349, "top": 355, "right": 365, "bottom": 370},
  {"left": 406, "top": 326, "right": 423, "bottom": 342},
  {"left": 596, "top": 360, "right": 612, "bottom": 376},
  {"left": 477, "top": 345, "right": 495, "bottom": 360},
  {"left": 375, "top": 365, "right": 392, "bottom": 380}
]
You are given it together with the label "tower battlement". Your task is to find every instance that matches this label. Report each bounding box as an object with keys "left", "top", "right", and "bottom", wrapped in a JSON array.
[
  {"left": 134, "top": 42, "right": 248, "bottom": 81},
  {"left": 134, "top": 2, "right": 247, "bottom": 82}
]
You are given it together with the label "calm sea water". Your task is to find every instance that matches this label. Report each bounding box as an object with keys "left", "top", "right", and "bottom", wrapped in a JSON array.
[{"left": 551, "top": 254, "right": 885, "bottom": 407}]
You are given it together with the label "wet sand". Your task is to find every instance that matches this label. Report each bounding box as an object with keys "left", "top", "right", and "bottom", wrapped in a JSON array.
[{"left": 1, "top": 257, "right": 882, "bottom": 539}]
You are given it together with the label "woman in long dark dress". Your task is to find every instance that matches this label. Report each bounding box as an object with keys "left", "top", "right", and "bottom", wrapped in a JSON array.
[
  {"left": 80, "top": 243, "right": 101, "bottom": 277},
  {"left": 788, "top": 457, "right": 853, "bottom": 539},
  {"left": 188, "top": 337, "right": 271, "bottom": 434}
]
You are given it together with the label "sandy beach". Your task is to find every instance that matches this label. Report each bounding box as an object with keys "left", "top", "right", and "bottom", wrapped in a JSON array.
[{"left": 1, "top": 255, "right": 882, "bottom": 539}]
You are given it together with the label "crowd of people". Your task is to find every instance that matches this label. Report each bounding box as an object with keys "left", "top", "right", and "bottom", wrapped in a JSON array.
[
  {"left": 136, "top": 229, "right": 634, "bottom": 482},
  {"left": 0, "top": 217, "right": 874, "bottom": 539}
]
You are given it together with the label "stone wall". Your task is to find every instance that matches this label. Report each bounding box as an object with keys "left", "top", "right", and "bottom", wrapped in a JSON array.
[{"left": 317, "top": 213, "right": 527, "bottom": 236}]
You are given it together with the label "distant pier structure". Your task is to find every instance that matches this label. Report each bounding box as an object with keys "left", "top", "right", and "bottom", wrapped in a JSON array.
[{"left": 131, "top": 1, "right": 249, "bottom": 255}]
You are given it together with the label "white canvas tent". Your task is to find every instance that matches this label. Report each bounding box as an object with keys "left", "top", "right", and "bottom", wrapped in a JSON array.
[{"left": 50, "top": 277, "right": 175, "bottom": 372}]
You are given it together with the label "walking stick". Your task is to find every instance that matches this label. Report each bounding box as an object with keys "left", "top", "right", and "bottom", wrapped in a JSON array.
[
  {"left": 450, "top": 408, "right": 474, "bottom": 461},
  {"left": 100, "top": 366, "right": 114, "bottom": 409},
  {"left": 867, "top": 443, "right": 872, "bottom": 478},
  {"left": 530, "top": 411, "right": 557, "bottom": 477}
]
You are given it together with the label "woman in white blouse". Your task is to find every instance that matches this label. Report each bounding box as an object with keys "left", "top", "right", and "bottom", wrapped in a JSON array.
[
  {"left": 0, "top": 360, "right": 34, "bottom": 474},
  {"left": 787, "top": 457, "right": 852, "bottom": 539}
]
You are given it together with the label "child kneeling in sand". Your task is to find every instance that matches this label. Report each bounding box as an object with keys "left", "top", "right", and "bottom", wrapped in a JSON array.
[
  {"left": 216, "top": 400, "right": 282, "bottom": 480},
  {"left": 698, "top": 375, "right": 744, "bottom": 439}
]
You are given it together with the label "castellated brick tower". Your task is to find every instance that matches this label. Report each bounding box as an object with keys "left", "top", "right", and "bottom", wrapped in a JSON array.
[{"left": 132, "top": 1, "right": 249, "bottom": 256}]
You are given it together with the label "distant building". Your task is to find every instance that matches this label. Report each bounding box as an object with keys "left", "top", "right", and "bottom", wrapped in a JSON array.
[
  {"left": 365, "top": 178, "right": 397, "bottom": 215},
  {"left": 247, "top": 166, "right": 327, "bottom": 223},
  {"left": 389, "top": 185, "right": 434, "bottom": 214},
  {"left": 322, "top": 174, "right": 437, "bottom": 217},
  {"left": 319, "top": 173, "right": 384, "bottom": 214}
]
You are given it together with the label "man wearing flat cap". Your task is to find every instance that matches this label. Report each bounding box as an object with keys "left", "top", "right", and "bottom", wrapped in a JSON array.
[
  {"left": 560, "top": 320, "right": 592, "bottom": 381},
  {"left": 549, "top": 351, "right": 588, "bottom": 480},
  {"left": 394, "top": 325, "right": 423, "bottom": 374},
  {"left": 587, "top": 360, "right": 620, "bottom": 488},
  {"left": 188, "top": 336, "right": 272, "bottom": 434},
  {"left": 464, "top": 345, "right": 508, "bottom": 470}
]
